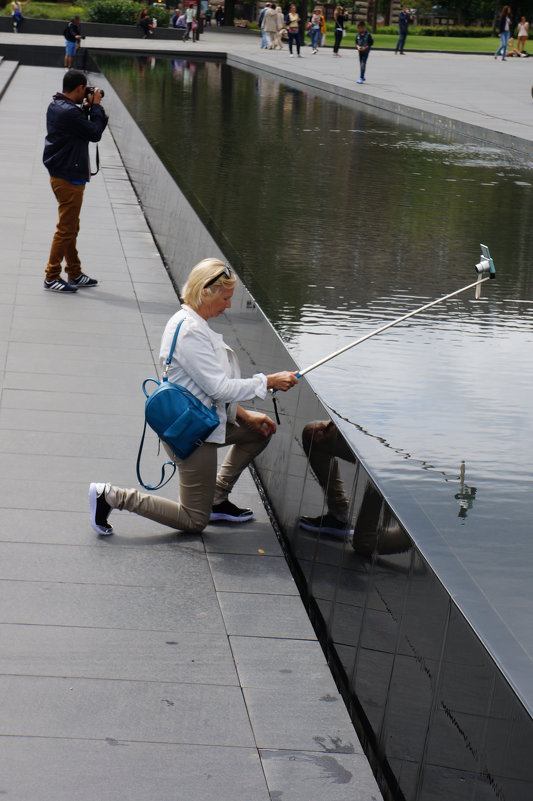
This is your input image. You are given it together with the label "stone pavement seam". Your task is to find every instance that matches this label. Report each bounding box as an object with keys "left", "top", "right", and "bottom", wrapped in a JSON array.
[{"left": 0, "top": 58, "right": 18, "bottom": 99}]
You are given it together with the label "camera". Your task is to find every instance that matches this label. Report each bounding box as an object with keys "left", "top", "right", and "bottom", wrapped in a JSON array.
[
  {"left": 474, "top": 244, "right": 496, "bottom": 279},
  {"left": 475, "top": 258, "right": 491, "bottom": 275},
  {"left": 85, "top": 86, "right": 105, "bottom": 99}
]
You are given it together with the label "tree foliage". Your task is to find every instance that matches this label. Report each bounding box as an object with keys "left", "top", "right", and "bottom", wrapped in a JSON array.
[
  {"left": 436, "top": 0, "right": 533, "bottom": 26},
  {"left": 88, "top": 0, "right": 139, "bottom": 25},
  {"left": 151, "top": 4, "right": 170, "bottom": 26}
]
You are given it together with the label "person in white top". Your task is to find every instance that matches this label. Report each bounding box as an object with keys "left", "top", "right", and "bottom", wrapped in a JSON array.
[
  {"left": 517, "top": 16, "right": 529, "bottom": 56},
  {"left": 262, "top": 3, "right": 281, "bottom": 49},
  {"left": 273, "top": 5, "right": 285, "bottom": 49},
  {"left": 185, "top": 3, "right": 194, "bottom": 40},
  {"left": 90, "top": 258, "right": 298, "bottom": 536}
]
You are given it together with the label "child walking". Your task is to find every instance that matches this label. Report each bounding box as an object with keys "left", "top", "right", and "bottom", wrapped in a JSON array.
[{"left": 355, "top": 20, "right": 374, "bottom": 83}]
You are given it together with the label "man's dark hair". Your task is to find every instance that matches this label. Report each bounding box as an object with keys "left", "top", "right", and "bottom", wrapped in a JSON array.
[{"left": 63, "top": 70, "right": 87, "bottom": 93}]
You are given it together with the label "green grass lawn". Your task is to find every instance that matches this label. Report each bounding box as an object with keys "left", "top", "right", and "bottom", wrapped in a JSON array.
[
  {"left": 326, "top": 28, "right": 502, "bottom": 53},
  {"left": 0, "top": 2, "right": 87, "bottom": 20}
]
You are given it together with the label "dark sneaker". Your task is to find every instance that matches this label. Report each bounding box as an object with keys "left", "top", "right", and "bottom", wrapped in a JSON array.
[
  {"left": 89, "top": 482, "right": 113, "bottom": 535},
  {"left": 71, "top": 273, "right": 98, "bottom": 288},
  {"left": 210, "top": 500, "right": 254, "bottom": 523},
  {"left": 353, "top": 524, "right": 411, "bottom": 557},
  {"left": 43, "top": 278, "right": 78, "bottom": 293},
  {"left": 299, "top": 512, "right": 354, "bottom": 539}
]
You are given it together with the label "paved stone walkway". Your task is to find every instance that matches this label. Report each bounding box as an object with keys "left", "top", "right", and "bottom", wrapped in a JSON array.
[{"left": 0, "top": 58, "right": 383, "bottom": 800}]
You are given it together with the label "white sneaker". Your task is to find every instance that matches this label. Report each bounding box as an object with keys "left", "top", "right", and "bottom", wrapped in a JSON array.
[{"left": 89, "top": 482, "right": 113, "bottom": 536}]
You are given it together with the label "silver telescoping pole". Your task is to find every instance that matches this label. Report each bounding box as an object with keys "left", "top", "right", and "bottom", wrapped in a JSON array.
[
  {"left": 297, "top": 275, "right": 491, "bottom": 380},
  {"left": 270, "top": 244, "right": 496, "bottom": 395},
  {"left": 269, "top": 245, "right": 496, "bottom": 415},
  {"left": 297, "top": 245, "right": 496, "bottom": 378}
]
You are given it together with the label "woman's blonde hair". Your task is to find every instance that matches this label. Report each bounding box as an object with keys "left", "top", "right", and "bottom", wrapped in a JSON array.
[{"left": 181, "top": 257, "right": 236, "bottom": 309}]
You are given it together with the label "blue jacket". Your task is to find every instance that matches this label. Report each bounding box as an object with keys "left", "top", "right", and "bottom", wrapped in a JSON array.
[
  {"left": 356, "top": 30, "right": 374, "bottom": 50},
  {"left": 43, "top": 94, "right": 107, "bottom": 183},
  {"left": 398, "top": 10, "right": 411, "bottom": 33}
]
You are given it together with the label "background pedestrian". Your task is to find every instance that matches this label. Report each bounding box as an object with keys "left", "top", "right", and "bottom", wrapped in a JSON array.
[
  {"left": 516, "top": 15, "right": 529, "bottom": 55},
  {"left": 395, "top": 4, "right": 413, "bottom": 54},
  {"left": 286, "top": 3, "right": 302, "bottom": 57},
  {"left": 64, "top": 15, "right": 82, "bottom": 68},
  {"left": 495, "top": 5, "right": 512, "bottom": 60},
  {"left": 356, "top": 20, "right": 373, "bottom": 83},
  {"left": 333, "top": 6, "right": 348, "bottom": 56},
  {"left": 309, "top": 7, "right": 321, "bottom": 54}
]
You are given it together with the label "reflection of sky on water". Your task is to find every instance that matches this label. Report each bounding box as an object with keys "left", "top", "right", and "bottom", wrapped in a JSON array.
[
  {"left": 391, "top": 137, "right": 533, "bottom": 170},
  {"left": 98, "top": 55, "right": 533, "bottom": 670},
  {"left": 290, "top": 302, "right": 531, "bottom": 481}
]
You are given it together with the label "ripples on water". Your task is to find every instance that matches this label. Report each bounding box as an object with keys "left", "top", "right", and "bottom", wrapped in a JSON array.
[{"left": 97, "top": 55, "right": 533, "bottom": 657}]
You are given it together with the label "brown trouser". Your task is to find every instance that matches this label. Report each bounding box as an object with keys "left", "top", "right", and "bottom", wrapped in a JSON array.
[
  {"left": 45, "top": 177, "right": 85, "bottom": 282},
  {"left": 110, "top": 423, "right": 271, "bottom": 533}
]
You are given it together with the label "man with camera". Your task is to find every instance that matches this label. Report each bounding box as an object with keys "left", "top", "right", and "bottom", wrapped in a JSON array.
[{"left": 42, "top": 69, "right": 107, "bottom": 293}]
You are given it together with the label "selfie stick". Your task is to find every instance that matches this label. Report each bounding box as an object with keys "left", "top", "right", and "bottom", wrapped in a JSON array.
[{"left": 280, "top": 245, "right": 496, "bottom": 386}]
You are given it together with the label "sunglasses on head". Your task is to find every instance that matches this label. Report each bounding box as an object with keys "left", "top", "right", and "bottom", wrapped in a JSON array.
[{"left": 204, "top": 264, "right": 232, "bottom": 288}]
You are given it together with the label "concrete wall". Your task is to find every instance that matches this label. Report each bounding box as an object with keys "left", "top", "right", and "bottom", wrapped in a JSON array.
[{"left": 0, "top": 17, "right": 185, "bottom": 40}]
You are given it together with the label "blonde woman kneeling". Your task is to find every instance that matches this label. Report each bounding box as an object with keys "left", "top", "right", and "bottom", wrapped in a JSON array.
[{"left": 90, "top": 258, "right": 298, "bottom": 536}]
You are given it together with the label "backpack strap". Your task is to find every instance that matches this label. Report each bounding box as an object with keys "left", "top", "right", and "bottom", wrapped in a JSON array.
[
  {"left": 162, "top": 318, "right": 184, "bottom": 377},
  {"left": 136, "top": 416, "right": 177, "bottom": 491},
  {"left": 135, "top": 317, "right": 185, "bottom": 491}
]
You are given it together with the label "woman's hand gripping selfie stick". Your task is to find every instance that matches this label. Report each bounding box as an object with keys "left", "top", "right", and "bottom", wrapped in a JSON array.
[{"left": 271, "top": 245, "right": 496, "bottom": 406}]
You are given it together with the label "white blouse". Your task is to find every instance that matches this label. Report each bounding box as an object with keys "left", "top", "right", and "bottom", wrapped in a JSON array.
[{"left": 159, "top": 305, "right": 267, "bottom": 443}]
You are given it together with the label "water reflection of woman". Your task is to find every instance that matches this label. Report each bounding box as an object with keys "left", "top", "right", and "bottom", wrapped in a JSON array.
[{"left": 90, "top": 259, "right": 298, "bottom": 537}]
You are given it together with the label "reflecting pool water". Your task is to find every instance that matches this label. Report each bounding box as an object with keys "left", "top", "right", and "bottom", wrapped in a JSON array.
[{"left": 95, "top": 54, "right": 533, "bottom": 697}]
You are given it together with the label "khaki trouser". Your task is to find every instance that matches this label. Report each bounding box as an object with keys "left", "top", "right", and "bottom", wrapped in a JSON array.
[
  {"left": 302, "top": 421, "right": 355, "bottom": 523},
  {"left": 45, "top": 177, "right": 85, "bottom": 282},
  {"left": 110, "top": 423, "right": 271, "bottom": 533}
]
